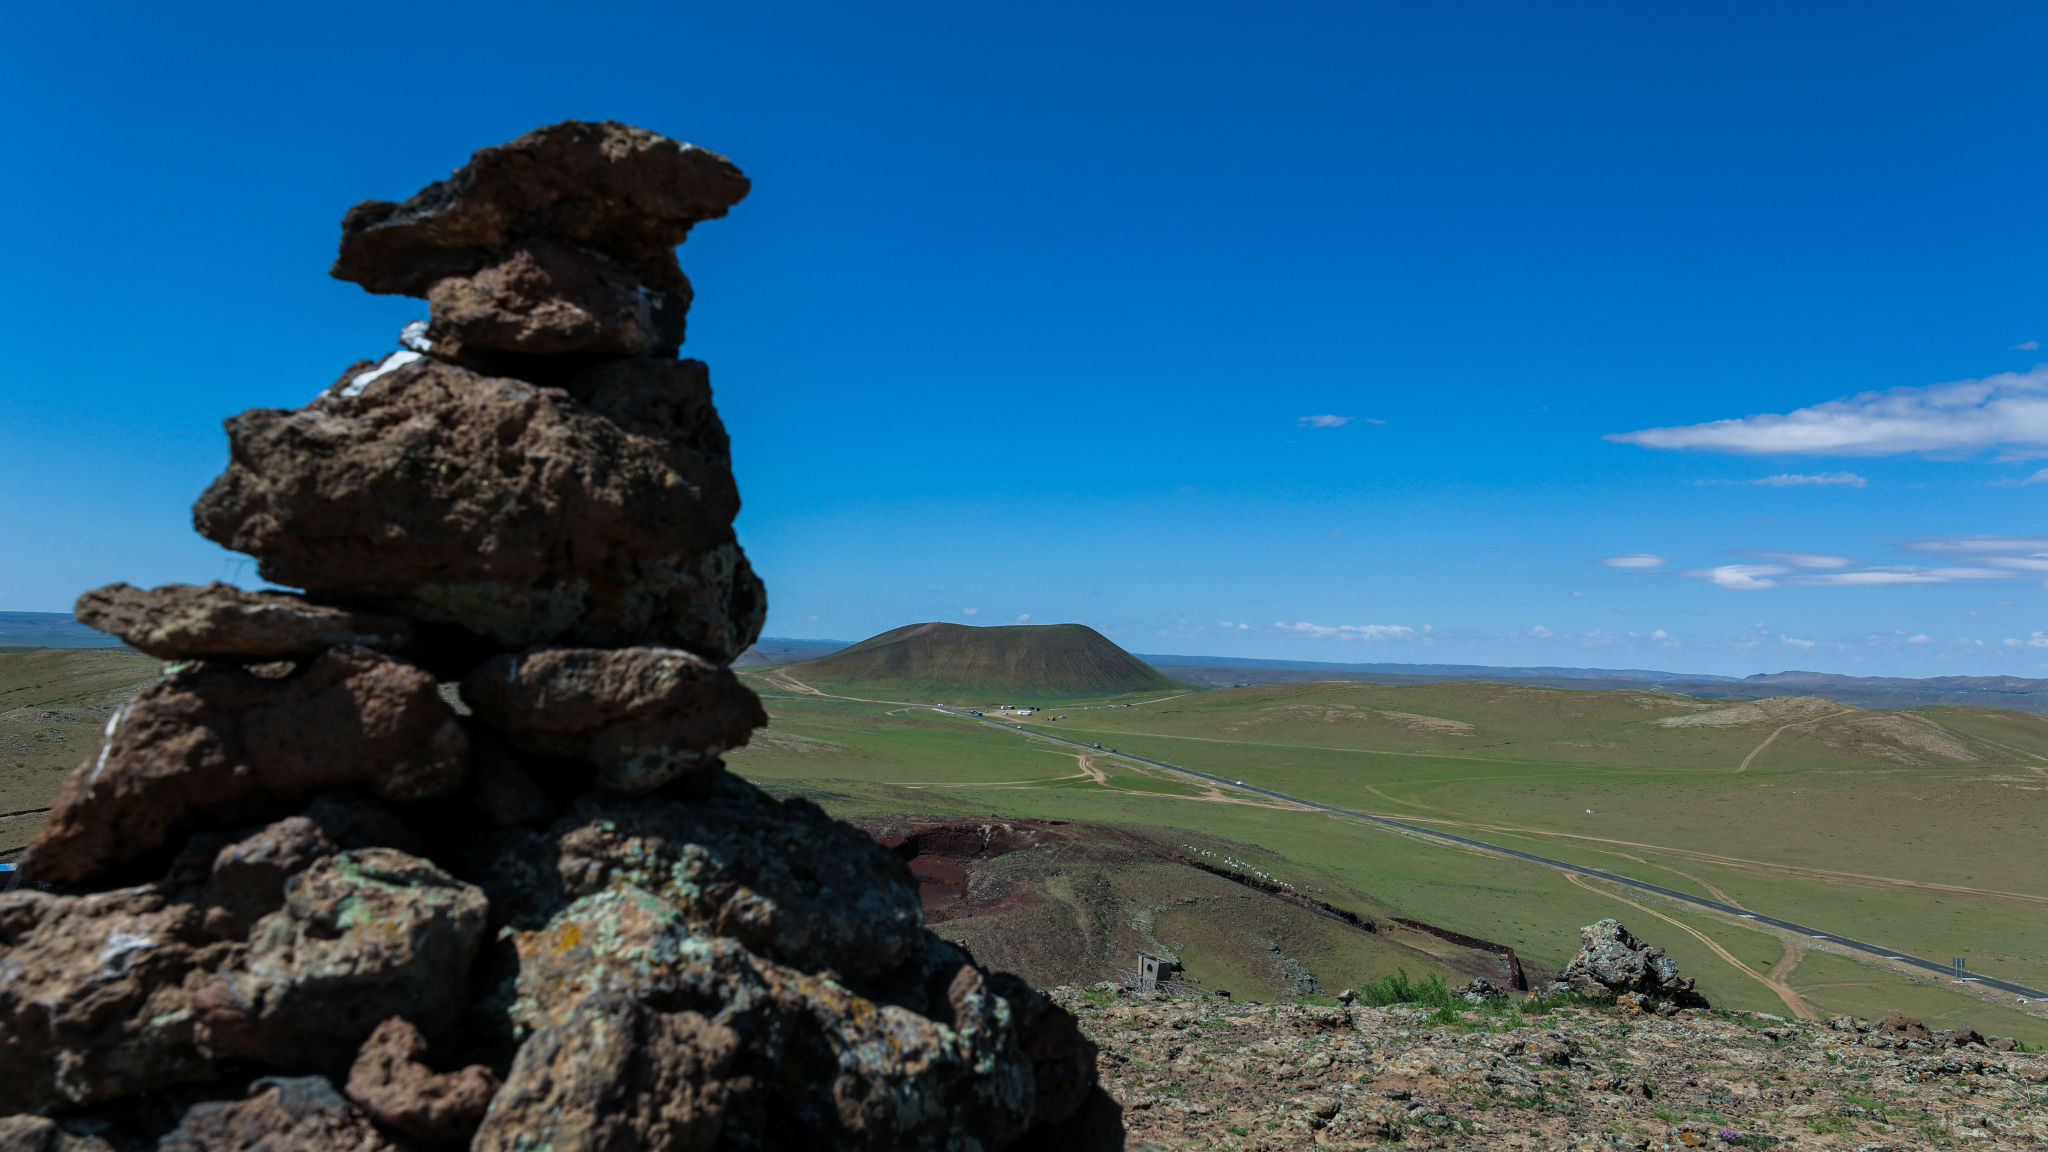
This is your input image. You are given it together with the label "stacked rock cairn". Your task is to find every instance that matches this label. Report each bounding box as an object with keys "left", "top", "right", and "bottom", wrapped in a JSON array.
[{"left": 2, "top": 121, "right": 1111, "bottom": 1152}]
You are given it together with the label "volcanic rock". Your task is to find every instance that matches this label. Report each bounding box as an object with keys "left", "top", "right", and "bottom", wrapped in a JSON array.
[
  {"left": 1546, "top": 918, "right": 1708, "bottom": 1006},
  {"left": 331, "top": 119, "right": 748, "bottom": 297},
  {"left": 991, "top": 973, "right": 1100, "bottom": 1127},
  {"left": 1879, "top": 1009, "right": 1934, "bottom": 1042},
  {"left": 25, "top": 648, "right": 466, "bottom": 884},
  {"left": 477, "top": 776, "right": 923, "bottom": 980},
  {"left": 0, "top": 885, "right": 234, "bottom": 1114},
  {"left": 423, "top": 238, "right": 690, "bottom": 368},
  {"left": 460, "top": 646, "right": 765, "bottom": 793},
  {"left": 0, "top": 1116, "right": 115, "bottom": 1152},
  {"left": 194, "top": 849, "right": 489, "bottom": 1074},
  {"left": 158, "top": 1076, "right": 394, "bottom": 1152},
  {"left": 344, "top": 1016, "right": 500, "bottom": 1139},
  {"left": 72, "top": 583, "right": 410, "bottom": 663},
  {"left": 192, "top": 353, "right": 764, "bottom": 670},
  {"left": 179, "top": 817, "right": 338, "bottom": 939},
  {"left": 471, "top": 996, "right": 738, "bottom": 1152}
]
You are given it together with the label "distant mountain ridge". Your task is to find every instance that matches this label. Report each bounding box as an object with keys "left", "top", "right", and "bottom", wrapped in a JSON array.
[
  {"left": 1742, "top": 670, "right": 2048, "bottom": 693},
  {"left": 0, "top": 612, "right": 125, "bottom": 649},
  {"left": 1133, "top": 653, "right": 1739, "bottom": 682}
]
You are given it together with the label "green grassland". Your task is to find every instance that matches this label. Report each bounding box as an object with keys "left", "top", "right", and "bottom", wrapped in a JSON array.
[
  {"left": 0, "top": 647, "right": 160, "bottom": 853},
  {"left": 732, "top": 673, "right": 2048, "bottom": 1042}
]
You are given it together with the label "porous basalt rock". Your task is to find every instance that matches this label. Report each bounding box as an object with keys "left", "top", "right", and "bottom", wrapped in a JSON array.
[
  {"left": 192, "top": 354, "right": 764, "bottom": 668},
  {"left": 1544, "top": 918, "right": 1708, "bottom": 1007},
  {"left": 0, "top": 886, "right": 233, "bottom": 1114},
  {"left": 25, "top": 648, "right": 466, "bottom": 884},
  {"left": 423, "top": 237, "right": 690, "bottom": 364},
  {"left": 72, "top": 583, "right": 410, "bottom": 662},
  {"left": 343, "top": 1016, "right": 500, "bottom": 1139},
  {"left": 332, "top": 119, "right": 748, "bottom": 297},
  {"left": 158, "top": 1076, "right": 394, "bottom": 1152},
  {"left": 168, "top": 817, "right": 338, "bottom": 940},
  {"left": 471, "top": 775, "right": 923, "bottom": 980},
  {"left": 194, "top": 849, "right": 489, "bottom": 1074},
  {"left": 461, "top": 646, "right": 766, "bottom": 793}
]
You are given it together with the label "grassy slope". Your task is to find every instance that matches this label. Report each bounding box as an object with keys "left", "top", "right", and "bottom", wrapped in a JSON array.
[
  {"left": 0, "top": 647, "right": 160, "bottom": 852},
  {"left": 772, "top": 622, "right": 1191, "bottom": 703},
  {"left": 731, "top": 674, "right": 2048, "bottom": 1042}
]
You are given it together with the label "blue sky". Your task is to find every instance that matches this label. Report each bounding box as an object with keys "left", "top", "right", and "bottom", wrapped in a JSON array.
[{"left": 3, "top": 1, "right": 2044, "bottom": 678}]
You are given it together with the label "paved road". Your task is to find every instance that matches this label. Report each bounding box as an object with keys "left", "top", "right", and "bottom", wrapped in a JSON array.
[{"left": 940, "top": 706, "right": 2048, "bottom": 1002}]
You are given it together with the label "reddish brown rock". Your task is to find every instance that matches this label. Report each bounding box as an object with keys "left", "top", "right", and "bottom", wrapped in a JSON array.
[
  {"left": 73, "top": 583, "right": 410, "bottom": 662},
  {"left": 192, "top": 354, "right": 764, "bottom": 668},
  {"left": 159, "top": 1076, "right": 395, "bottom": 1152},
  {"left": 344, "top": 1017, "right": 500, "bottom": 1140},
  {"left": 195, "top": 849, "right": 489, "bottom": 1074},
  {"left": 331, "top": 119, "right": 748, "bottom": 297},
  {"left": 25, "top": 648, "right": 466, "bottom": 884},
  {"left": 461, "top": 647, "right": 764, "bottom": 793},
  {"left": 0, "top": 886, "right": 235, "bottom": 1114},
  {"left": 424, "top": 238, "right": 689, "bottom": 363},
  {"left": 471, "top": 997, "right": 737, "bottom": 1152},
  {"left": 1880, "top": 1009, "right": 1934, "bottom": 1042}
]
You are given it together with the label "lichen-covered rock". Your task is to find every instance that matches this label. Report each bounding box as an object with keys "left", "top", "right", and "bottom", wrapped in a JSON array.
[
  {"left": 0, "top": 1115, "right": 116, "bottom": 1152},
  {"left": 332, "top": 119, "right": 748, "bottom": 298},
  {"left": 195, "top": 850, "right": 489, "bottom": 1074},
  {"left": 423, "top": 237, "right": 690, "bottom": 365},
  {"left": 159, "top": 1076, "right": 394, "bottom": 1152},
  {"left": 72, "top": 583, "right": 410, "bottom": 662},
  {"left": 472, "top": 775, "right": 921, "bottom": 980},
  {"left": 25, "top": 648, "right": 466, "bottom": 884},
  {"left": 0, "top": 886, "right": 234, "bottom": 1113},
  {"left": 496, "top": 912, "right": 1034, "bottom": 1151},
  {"left": 990, "top": 973, "right": 1100, "bottom": 1127},
  {"left": 461, "top": 646, "right": 764, "bottom": 793},
  {"left": 472, "top": 996, "right": 738, "bottom": 1152},
  {"left": 166, "top": 817, "right": 338, "bottom": 940},
  {"left": 343, "top": 1016, "right": 500, "bottom": 1140},
  {"left": 1547, "top": 919, "right": 1708, "bottom": 1006},
  {"left": 192, "top": 354, "right": 764, "bottom": 668}
]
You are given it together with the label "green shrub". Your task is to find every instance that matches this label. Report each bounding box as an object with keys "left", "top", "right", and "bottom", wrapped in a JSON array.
[{"left": 1354, "top": 969, "right": 1458, "bottom": 1009}]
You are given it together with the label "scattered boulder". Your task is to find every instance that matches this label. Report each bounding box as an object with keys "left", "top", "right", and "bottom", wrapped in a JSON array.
[
  {"left": 1543, "top": 919, "right": 1708, "bottom": 1007},
  {"left": 0, "top": 1116, "right": 115, "bottom": 1152},
  {"left": 25, "top": 647, "right": 466, "bottom": 884},
  {"left": 0, "top": 885, "right": 232, "bottom": 1113},
  {"left": 195, "top": 849, "right": 489, "bottom": 1074},
  {"left": 331, "top": 119, "right": 749, "bottom": 297},
  {"left": 158, "top": 1076, "right": 394, "bottom": 1152},
  {"left": 1452, "top": 976, "right": 1504, "bottom": 1004},
  {"left": 460, "top": 646, "right": 765, "bottom": 793},
  {"left": 192, "top": 354, "right": 763, "bottom": 669},
  {"left": 73, "top": 583, "right": 410, "bottom": 662},
  {"left": 1879, "top": 1010, "right": 1934, "bottom": 1043},
  {"left": 344, "top": 1016, "right": 500, "bottom": 1139}
]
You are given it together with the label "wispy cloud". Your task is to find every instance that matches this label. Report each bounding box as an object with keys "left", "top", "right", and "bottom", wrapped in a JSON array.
[
  {"left": 1298, "top": 414, "right": 1353, "bottom": 428},
  {"left": 963, "top": 607, "right": 978, "bottom": 615},
  {"left": 1681, "top": 561, "right": 2018, "bottom": 589},
  {"left": 1274, "top": 621, "right": 1418, "bottom": 640},
  {"left": 1751, "top": 472, "right": 1867, "bottom": 487},
  {"left": 1598, "top": 554, "right": 1666, "bottom": 568},
  {"left": 1604, "top": 365, "right": 2048, "bottom": 456},
  {"left": 1737, "top": 551, "right": 1857, "bottom": 568},
  {"left": 2015, "top": 340, "right": 2040, "bottom": 351},
  {"left": 1907, "top": 535, "right": 2048, "bottom": 554}
]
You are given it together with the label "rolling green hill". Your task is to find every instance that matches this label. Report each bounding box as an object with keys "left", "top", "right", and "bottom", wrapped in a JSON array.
[{"left": 766, "top": 622, "right": 1191, "bottom": 703}]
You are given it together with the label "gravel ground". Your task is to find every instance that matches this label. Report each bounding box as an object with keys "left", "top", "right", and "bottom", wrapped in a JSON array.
[{"left": 1055, "top": 986, "right": 2048, "bottom": 1151}]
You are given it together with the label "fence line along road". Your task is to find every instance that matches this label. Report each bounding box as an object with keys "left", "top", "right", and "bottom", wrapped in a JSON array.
[{"left": 937, "top": 705, "right": 2048, "bottom": 1002}]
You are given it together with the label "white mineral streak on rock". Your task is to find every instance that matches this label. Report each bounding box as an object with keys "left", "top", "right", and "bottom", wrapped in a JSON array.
[
  {"left": 399, "top": 320, "right": 435, "bottom": 352},
  {"left": 337, "top": 351, "right": 424, "bottom": 399},
  {"left": 97, "top": 930, "right": 156, "bottom": 977}
]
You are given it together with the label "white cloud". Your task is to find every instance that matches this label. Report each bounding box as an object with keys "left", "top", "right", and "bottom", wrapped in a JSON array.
[
  {"left": 1604, "top": 365, "right": 2048, "bottom": 456},
  {"left": 1651, "top": 629, "right": 1669, "bottom": 639},
  {"left": 1298, "top": 415, "right": 1353, "bottom": 428},
  {"left": 1274, "top": 621, "right": 1416, "bottom": 640},
  {"left": 1738, "top": 551, "right": 1857, "bottom": 568},
  {"left": 1909, "top": 536, "right": 2048, "bottom": 553},
  {"left": 1687, "top": 564, "right": 1789, "bottom": 589},
  {"left": 1598, "top": 554, "right": 1666, "bottom": 568},
  {"left": 1016, "top": 614, "right": 1031, "bottom": 623},
  {"left": 2015, "top": 340, "right": 2040, "bottom": 351},
  {"left": 1364, "top": 418, "right": 1388, "bottom": 425},
  {"left": 1750, "top": 472, "right": 1867, "bottom": 487},
  {"left": 1985, "top": 557, "right": 2048, "bottom": 571},
  {"left": 1908, "top": 634, "right": 1931, "bottom": 643},
  {"left": 963, "top": 607, "right": 977, "bottom": 615},
  {"left": 1782, "top": 636, "right": 1816, "bottom": 648}
]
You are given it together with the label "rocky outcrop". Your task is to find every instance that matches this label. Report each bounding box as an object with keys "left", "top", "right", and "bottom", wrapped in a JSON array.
[
  {"left": 1541, "top": 918, "right": 1709, "bottom": 1007},
  {"left": 17, "top": 121, "right": 1101, "bottom": 1151},
  {"left": 73, "top": 583, "right": 411, "bottom": 662},
  {"left": 461, "top": 646, "right": 765, "bottom": 793},
  {"left": 28, "top": 647, "right": 467, "bottom": 883}
]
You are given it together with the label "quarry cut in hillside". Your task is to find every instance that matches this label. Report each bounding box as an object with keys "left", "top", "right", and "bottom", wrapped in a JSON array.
[{"left": 774, "top": 622, "right": 1189, "bottom": 702}]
